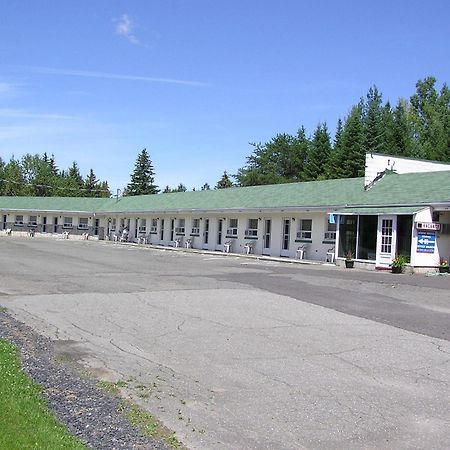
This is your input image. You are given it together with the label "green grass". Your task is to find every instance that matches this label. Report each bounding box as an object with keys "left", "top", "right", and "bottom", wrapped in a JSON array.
[
  {"left": 0, "top": 339, "right": 88, "bottom": 450},
  {"left": 118, "top": 401, "right": 182, "bottom": 449}
]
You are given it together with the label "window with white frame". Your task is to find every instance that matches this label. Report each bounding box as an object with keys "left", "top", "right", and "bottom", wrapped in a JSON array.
[
  {"left": 324, "top": 219, "right": 337, "bottom": 241},
  {"left": 150, "top": 218, "right": 157, "bottom": 233},
  {"left": 28, "top": 215, "right": 37, "bottom": 227},
  {"left": 78, "top": 217, "right": 89, "bottom": 229},
  {"left": 63, "top": 217, "right": 73, "bottom": 229},
  {"left": 110, "top": 218, "right": 117, "bottom": 231},
  {"left": 191, "top": 218, "right": 200, "bottom": 235},
  {"left": 15, "top": 215, "right": 24, "bottom": 226},
  {"left": 227, "top": 218, "right": 238, "bottom": 236},
  {"left": 175, "top": 218, "right": 185, "bottom": 234},
  {"left": 245, "top": 218, "right": 258, "bottom": 237},
  {"left": 297, "top": 219, "right": 312, "bottom": 240},
  {"left": 138, "top": 219, "right": 147, "bottom": 233}
]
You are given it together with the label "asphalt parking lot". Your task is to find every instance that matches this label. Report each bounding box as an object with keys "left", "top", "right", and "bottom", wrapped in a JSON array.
[{"left": 1, "top": 237, "right": 449, "bottom": 449}]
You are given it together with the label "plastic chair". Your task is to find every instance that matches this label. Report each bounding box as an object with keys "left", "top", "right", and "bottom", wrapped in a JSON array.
[
  {"left": 326, "top": 246, "right": 335, "bottom": 263},
  {"left": 296, "top": 244, "right": 308, "bottom": 259}
]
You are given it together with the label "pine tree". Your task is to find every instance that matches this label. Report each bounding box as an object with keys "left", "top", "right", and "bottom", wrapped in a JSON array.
[
  {"left": 363, "top": 86, "right": 384, "bottom": 154},
  {"left": 325, "top": 119, "right": 344, "bottom": 179},
  {"left": 304, "top": 123, "right": 332, "bottom": 180},
  {"left": 340, "top": 104, "right": 365, "bottom": 178},
  {"left": 201, "top": 183, "right": 211, "bottom": 190},
  {"left": 84, "top": 169, "right": 101, "bottom": 197},
  {"left": 1, "top": 157, "right": 25, "bottom": 196},
  {"left": 216, "top": 171, "right": 233, "bottom": 189},
  {"left": 125, "top": 148, "right": 158, "bottom": 196}
]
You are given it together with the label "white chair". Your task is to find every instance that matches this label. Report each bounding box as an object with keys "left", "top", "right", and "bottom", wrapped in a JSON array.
[
  {"left": 61, "top": 231, "right": 70, "bottom": 239},
  {"left": 223, "top": 241, "right": 232, "bottom": 253},
  {"left": 296, "top": 244, "right": 308, "bottom": 259},
  {"left": 326, "top": 246, "right": 335, "bottom": 263},
  {"left": 5, "top": 228, "right": 12, "bottom": 236},
  {"left": 185, "top": 238, "right": 193, "bottom": 249},
  {"left": 174, "top": 238, "right": 181, "bottom": 248},
  {"left": 244, "top": 241, "right": 255, "bottom": 254}
]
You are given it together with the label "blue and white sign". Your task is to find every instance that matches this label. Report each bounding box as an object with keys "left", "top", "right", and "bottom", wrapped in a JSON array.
[{"left": 417, "top": 231, "right": 436, "bottom": 253}]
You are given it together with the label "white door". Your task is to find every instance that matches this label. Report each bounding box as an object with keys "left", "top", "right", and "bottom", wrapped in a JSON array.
[
  {"left": 203, "top": 218, "right": 209, "bottom": 249},
  {"left": 263, "top": 219, "right": 271, "bottom": 255},
  {"left": 216, "top": 219, "right": 223, "bottom": 250},
  {"left": 280, "top": 219, "right": 291, "bottom": 257},
  {"left": 376, "top": 216, "right": 397, "bottom": 268}
]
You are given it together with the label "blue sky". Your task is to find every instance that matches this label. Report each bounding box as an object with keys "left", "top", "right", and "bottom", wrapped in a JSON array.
[{"left": 1, "top": 1, "right": 449, "bottom": 193}]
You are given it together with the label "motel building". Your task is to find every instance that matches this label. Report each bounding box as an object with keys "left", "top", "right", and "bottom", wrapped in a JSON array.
[{"left": 1, "top": 153, "right": 449, "bottom": 272}]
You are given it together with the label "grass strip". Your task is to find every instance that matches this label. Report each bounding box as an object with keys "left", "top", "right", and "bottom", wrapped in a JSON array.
[{"left": 0, "top": 339, "right": 87, "bottom": 450}]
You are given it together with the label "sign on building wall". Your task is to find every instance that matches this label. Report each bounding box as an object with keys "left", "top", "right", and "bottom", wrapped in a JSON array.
[
  {"left": 416, "top": 222, "right": 441, "bottom": 231},
  {"left": 416, "top": 231, "right": 436, "bottom": 253}
]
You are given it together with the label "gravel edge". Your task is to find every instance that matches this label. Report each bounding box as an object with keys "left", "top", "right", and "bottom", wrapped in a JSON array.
[{"left": 0, "top": 310, "right": 170, "bottom": 450}]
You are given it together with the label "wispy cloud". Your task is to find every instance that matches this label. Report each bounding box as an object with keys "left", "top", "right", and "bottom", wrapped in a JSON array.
[
  {"left": 115, "top": 14, "right": 138, "bottom": 44},
  {"left": 0, "top": 108, "right": 78, "bottom": 120},
  {"left": 0, "top": 82, "right": 18, "bottom": 96},
  {"left": 22, "top": 66, "right": 207, "bottom": 87}
]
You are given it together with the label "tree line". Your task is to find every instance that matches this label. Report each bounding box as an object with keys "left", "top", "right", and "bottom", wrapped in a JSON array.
[
  {"left": 1, "top": 76, "right": 448, "bottom": 197},
  {"left": 0, "top": 153, "right": 110, "bottom": 197},
  {"left": 235, "top": 76, "right": 450, "bottom": 186}
]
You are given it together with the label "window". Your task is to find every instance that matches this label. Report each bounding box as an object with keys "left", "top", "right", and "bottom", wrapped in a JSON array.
[
  {"left": 150, "top": 218, "right": 157, "bottom": 233},
  {"left": 15, "top": 215, "right": 24, "bottom": 226},
  {"left": 28, "top": 215, "right": 37, "bottom": 227},
  {"left": 226, "top": 218, "right": 238, "bottom": 236},
  {"left": 338, "top": 215, "right": 377, "bottom": 260},
  {"left": 63, "top": 217, "right": 73, "bottom": 229},
  {"left": 245, "top": 219, "right": 258, "bottom": 237},
  {"left": 191, "top": 218, "right": 200, "bottom": 235},
  {"left": 175, "top": 218, "right": 185, "bottom": 234},
  {"left": 78, "top": 217, "right": 89, "bottom": 229},
  {"left": 324, "top": 220, "right": 336, "bottom": 241},
  {"left": 138, "top": 219, "right": 147, "bottom": 233},
  {"left": 297, "top": 219, "right": 312, "bottom": 240},
  {"left": 110, "top": 218, "right": 116, "bottom": 232},
  {"left": 338, "top": 216, "right": 357, "bottom": 258}
]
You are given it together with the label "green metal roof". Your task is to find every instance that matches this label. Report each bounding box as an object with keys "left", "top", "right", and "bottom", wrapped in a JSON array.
[
  {"left": 0, "top": 196, "right": 111, "bottom": 212},
  {"left": 105, "top": 177, "right": 366, "bottom": 213},
  {"left": 0, "top": 170, "right": 449, "bottom": 214}
]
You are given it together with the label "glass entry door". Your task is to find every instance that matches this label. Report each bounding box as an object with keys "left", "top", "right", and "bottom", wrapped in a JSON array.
[
  {"left": 376, "top": 216, "right": 397, "bottom": 268},
  {"left": 281, "top": 219, "right": 291, "bottom": 257},
  {"left": 203, "top": 218, "right": 209, "bottom": 249},
  {"left": 263, "top": 219, "right": 271, "bottom": 255}
]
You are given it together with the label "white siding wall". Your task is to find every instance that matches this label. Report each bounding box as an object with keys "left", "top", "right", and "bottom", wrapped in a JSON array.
[{"left": 365, "top": 153, "right": 450, "bottom": 188}]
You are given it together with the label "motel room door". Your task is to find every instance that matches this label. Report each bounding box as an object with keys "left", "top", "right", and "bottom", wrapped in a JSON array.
[
  {"left": 263, "top": 219, "right": 271, "bottom": 255},
  {"left": 376, "top": 215, "right": 397, "bottom": 268},
  {"left": 280, "top": 218, "right": 291, "bottom": 257}
]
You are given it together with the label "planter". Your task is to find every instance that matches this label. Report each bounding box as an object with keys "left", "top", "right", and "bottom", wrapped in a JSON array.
[
  {"left": 345, "top": 260, "right": 354, "bottom": 269},
  {"left": 439, "top": 266, "right": 449, "bottom": 273},
  {"left": 391, "top": 266, "right": 403, "bottom": 274}
]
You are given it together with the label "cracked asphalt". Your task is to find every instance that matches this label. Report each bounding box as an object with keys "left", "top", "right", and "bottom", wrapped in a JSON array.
[{"left": 1, "top": 237, "right": 449, "bottom": 449}]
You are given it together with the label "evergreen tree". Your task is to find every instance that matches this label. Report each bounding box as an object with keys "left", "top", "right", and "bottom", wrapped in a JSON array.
[
  {"left": 325, "top": 119, "right": 344, "bottom": 179},
  {"left": 175, "top": 183, "right": 187, "bottom": 192},
  {"left": 1, "top": 157, "right": 25, "bottom": 196},
  {"left": 216, "top": 171, "right": 234, "bottom": 189},
  {"left": 340, "top": 104, "right": 365, "bottom": 178},
  {"left": 84, "top": 169, "right": 101, "bottom": 197},
  {"left": 304, "top": 123, "right": 332, "bottom": 180},
  {"left": 201, "top": 183, "right": 211, "bottom": 190},
  {"left": 125, "top": 148, "right": 158, "bottom": 196},
  {"left": 363, "top": 86, "right": 384, "bottom": 154},
  {"left": 410, "top": 77, "right": 450, "bottom": 161}
]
